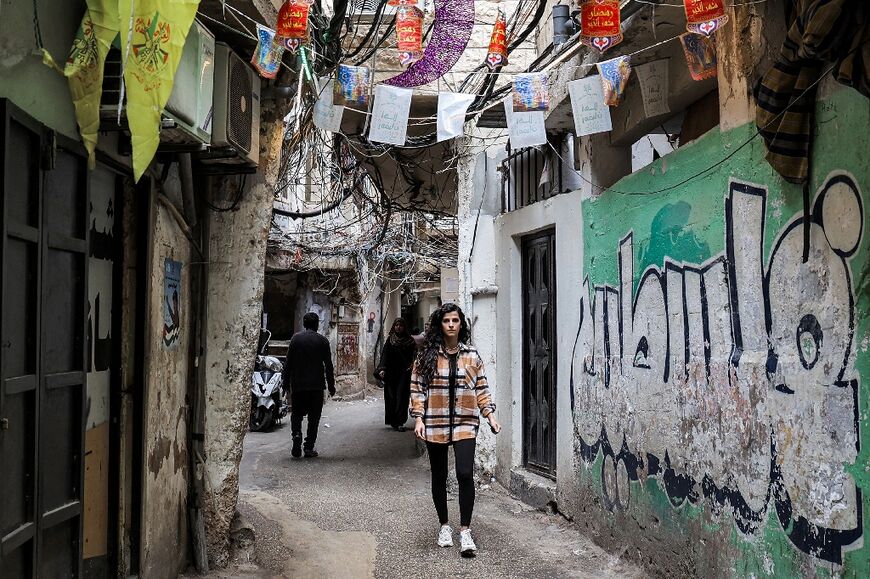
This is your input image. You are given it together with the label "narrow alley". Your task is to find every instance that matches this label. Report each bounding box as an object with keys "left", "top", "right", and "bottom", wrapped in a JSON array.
[
  {"left": 2, "top": 0, "right": 869, "bottom": 577},
  {"left": 206, "top": 392, "right": 643, "bottom": 579}
]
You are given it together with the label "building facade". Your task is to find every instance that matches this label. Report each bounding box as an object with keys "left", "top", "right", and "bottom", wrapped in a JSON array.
[
  {"left": 458, "top": 3, "right": 870, "bottom": 576},
  {"left": 0, "top": 1, "right": 283, "bottom": 576}
]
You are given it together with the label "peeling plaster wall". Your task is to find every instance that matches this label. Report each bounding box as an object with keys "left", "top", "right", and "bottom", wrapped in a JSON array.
[
  {"left": 201, "top": 112, "right": 284, "bottom": 568},
  {"left": 571, "top": 82, "right": 869, "bottom": 577},
  {"left": 140, "top": 199, "right": 192, "bottom": 579}
]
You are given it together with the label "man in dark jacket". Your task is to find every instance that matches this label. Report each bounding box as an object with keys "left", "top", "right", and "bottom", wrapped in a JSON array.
[{"left": 284, "top": 312, "right": 336, "bottom": 458}]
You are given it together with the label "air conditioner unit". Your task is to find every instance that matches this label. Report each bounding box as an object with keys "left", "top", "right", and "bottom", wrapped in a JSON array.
[
  {"left": 210, "top": 42, "right": 260, "bottom": 166},
  {"left": 100, "top": 20, "right": 214, "bottom": 146},
  {"left": 164, "top": 19, "right": 215, "bottom": 144}
]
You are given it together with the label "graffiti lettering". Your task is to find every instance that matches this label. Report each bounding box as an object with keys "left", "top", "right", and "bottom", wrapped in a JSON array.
[{"left": 571, "top": 173, "right": 863, "bottom": 563}]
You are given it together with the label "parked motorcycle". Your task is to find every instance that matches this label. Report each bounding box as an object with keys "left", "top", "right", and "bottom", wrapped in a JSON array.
[{"left": 249, "top": 330, "right": 288, "bottom": 431}]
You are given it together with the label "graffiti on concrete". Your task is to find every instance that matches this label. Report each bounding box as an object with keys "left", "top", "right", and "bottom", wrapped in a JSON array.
[{"left": 571, "top": 173, "right": 863, "bottom": 564}]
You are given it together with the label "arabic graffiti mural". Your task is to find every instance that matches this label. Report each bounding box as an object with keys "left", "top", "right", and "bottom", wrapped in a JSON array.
[{"left": 571, "top": 173, "right": 864, "bottom": 564}]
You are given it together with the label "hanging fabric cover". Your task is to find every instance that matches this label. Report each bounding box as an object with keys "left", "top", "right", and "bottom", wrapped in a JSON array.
[
  {"left": 393, "top": 2, "right": 425, "bottom": 68},
  {"left": 756, "top": 0, "right": 869, "bottom": 183}
]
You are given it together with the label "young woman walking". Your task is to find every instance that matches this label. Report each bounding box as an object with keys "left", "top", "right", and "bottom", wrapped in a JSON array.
[
  {"left": 375, "top": 318, "right": 417, "bottom": 430},
  {"left": 410, "top": 303, "right": 500, "bottom": 557}
]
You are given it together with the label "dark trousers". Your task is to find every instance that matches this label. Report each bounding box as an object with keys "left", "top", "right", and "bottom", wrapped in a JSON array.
[
  {"left": 426, "top": 438, "right": 476, "bottom": 527},
  {"left": 291, "top": 390, "right": 324, "bottom": 450}
]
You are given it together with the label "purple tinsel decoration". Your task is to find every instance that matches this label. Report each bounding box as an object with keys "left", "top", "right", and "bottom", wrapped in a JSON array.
[{"left": 385, "top": 0, "right": 475, "bottom": 88}]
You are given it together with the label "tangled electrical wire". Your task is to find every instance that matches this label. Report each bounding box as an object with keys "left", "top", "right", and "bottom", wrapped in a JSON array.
[{"left": 260, "top": 0, "right": 559, "bottom": 312}]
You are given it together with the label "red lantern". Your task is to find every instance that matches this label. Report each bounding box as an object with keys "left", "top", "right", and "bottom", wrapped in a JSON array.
[
  {"left": 395, "top": 6, "right": 424, "bottom": 67},
  {"left": 276, "top": 0, "right": 313, "bottom": 53},
  {"left": 580, "top": 0, "right": 622, "bottom": 53},
  {"left": 485, "top": 8, "right": 508, "bottom": 70},
  {"left": 683, "top": 0, "right": 728, "bottom": 36}
]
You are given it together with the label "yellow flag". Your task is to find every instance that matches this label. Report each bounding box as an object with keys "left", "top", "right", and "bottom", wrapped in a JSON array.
[
  {"left": 119, "top": 0, "right": 201, "bottom": 181},
  {"left": 64, "top": 2, "right": 120, "bottom": 169}
]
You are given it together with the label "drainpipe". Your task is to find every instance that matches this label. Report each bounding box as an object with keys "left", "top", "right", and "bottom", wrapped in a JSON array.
[
  {"left": 178, "top": 153, "right": 198, "bottom": 228},
  {"left": 552, "top": 5, "right": 573, "bottom": 48},
  {"left": 186, "top": 173, "right": 210, "bottom": 573}
]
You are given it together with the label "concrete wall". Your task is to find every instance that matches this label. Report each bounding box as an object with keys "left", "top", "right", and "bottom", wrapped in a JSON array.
[
  {"left": 457, "top": 142, "right": 506, "bottom": 474},
  {"left": 201, "top": 110, "right": 285, "bottom": 568},
  {"left": 458, "top": 4, "right": 870, "bottom": 573},
  {"left": 568, "top": 80, "right": 869, "bottom": 577},
  {"left": 0, "top": 0, "right": 83, "bottom": 139}
]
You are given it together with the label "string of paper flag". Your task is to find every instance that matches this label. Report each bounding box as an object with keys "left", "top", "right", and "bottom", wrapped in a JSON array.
[{"left": 249, "top": 0, "right": 730, "bottom": 146}]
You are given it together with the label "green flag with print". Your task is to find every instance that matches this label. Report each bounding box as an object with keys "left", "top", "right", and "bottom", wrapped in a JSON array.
[
  {"left": 64, "top": 1, "right": 120, "bottom": 169},
  {"left": 119, "top": 0, "right": 201, "bottom": 181}
]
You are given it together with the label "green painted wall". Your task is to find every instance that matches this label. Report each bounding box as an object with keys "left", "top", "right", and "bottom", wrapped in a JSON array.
[{"left": 575, "top": 82, "right": 869, "bottom": 577}]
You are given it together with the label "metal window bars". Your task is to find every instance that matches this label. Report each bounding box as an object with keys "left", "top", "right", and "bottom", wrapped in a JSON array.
[{"left": 500, "top": 144, "right": 563, "bottom": 213}]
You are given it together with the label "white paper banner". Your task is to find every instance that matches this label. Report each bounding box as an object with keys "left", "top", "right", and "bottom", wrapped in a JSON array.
[
  {"left": 568, "top": 77, "right": 612, "bottom": 137},
  {"left": 368, "top": 84, "right": 413, "bottom": 146},
  {"left": 437, "top": 92, "right": 475, "bottom": 142},
  {"left": 635, "top": 60, "right": 670, "bottom": 118},
  {"left": 504, "top": 97, "right": 546, "bottom": 149},
  {"left": 313, "top": 77, "right": 345, "bottom": 133}
]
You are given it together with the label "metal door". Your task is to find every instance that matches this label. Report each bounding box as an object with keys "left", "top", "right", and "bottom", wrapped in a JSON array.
[
  {"left": 1, "top": 100, "right": 89, "bottom": 578},
  {"left": 522, "top": 229, "right": 556, "bottom": 477}
]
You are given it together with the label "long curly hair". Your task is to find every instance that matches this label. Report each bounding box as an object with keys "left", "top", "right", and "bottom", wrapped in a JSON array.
[{"left": 414, "top": 303, "right": 470, "bottom": 386}]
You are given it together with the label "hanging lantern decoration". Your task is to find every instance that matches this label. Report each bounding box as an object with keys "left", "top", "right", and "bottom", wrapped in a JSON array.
[
  {"left": 485, "top": 8, "right": 509, "bottom": 70},
  {"left": 683, "top": 0, "right": 728, "bottom": 36},
  {"left": 580, "top": 0, "right": 623, "bottom": 53},
  {"left": 392, "top": 1, "right": 425, "bottom": 68},
  {"left": 276, "top": 0, "right": 313, "bottom": 53}
]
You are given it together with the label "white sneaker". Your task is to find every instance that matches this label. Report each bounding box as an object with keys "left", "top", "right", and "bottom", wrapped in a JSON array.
[
  {"left": 459, "top": 529, "right": 477, "bottom": 557},
  {"left": 437, "top": 525, "right": 454, "bottom": 547}
]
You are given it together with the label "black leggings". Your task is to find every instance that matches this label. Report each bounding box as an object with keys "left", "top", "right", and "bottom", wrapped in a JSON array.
[{"left": 426, "top": 438, "right": 476, "bottom": 527}]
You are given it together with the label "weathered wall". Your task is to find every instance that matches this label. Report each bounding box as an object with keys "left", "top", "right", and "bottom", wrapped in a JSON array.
[
  {"left": 83, "top": 165, "right": 118, "bottom": 574},
  {"left": 201, "top": 112, "right": 284, "bottom": 568},
  {"left": 571, "top": 81, "right": 869, "bottom": 576},
  {"left": 140, "top": 198, "right": 192, "bottom": 579},
  {"left": 457, "top": 141, "right": 506, "bottom": 474},
  {"left": 0, "top": 0, "right": 82, "bottom": 139}
]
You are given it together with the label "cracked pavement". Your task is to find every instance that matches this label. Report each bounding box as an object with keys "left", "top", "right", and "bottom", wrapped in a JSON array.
[{"left": 192, "top": 391, "right": 643, "bottom": 579}]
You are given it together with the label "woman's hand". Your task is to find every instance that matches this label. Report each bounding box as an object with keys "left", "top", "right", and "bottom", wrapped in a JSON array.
[
  {"left": 487, "top": 414, "right": 501, "bottom": 434},
  {"left": 414, "top": 417, "right": 426, "bottom": 440}
]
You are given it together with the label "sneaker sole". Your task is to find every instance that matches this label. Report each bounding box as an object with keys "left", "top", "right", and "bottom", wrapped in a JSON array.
[{"left": 437, "top": 540, "right": 454, "bottom": 548}]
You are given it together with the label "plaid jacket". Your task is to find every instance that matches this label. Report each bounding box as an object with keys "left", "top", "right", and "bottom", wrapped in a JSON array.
[{"left": 410, "top": 343, "right": 496, "bottom": 444}]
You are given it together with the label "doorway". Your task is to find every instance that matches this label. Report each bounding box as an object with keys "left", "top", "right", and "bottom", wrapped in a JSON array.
[{"left": 521, "top": 229, "right": 557, "bottom": 478}]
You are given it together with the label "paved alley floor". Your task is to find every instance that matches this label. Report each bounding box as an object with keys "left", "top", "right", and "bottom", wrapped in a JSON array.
[{"left": 206, "top": 392, "right": 644, "bottom": 579}]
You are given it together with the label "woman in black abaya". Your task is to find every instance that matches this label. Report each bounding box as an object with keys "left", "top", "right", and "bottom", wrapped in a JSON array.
[{"left": 376, "top": 318, "right": 417, "bottom": 430}]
